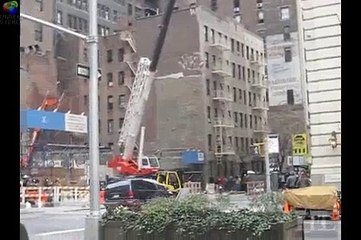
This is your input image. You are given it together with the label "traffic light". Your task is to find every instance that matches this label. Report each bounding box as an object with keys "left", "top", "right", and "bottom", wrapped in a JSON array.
[{"left": 250, "top": 143, "right": 265, "bottom": 157}]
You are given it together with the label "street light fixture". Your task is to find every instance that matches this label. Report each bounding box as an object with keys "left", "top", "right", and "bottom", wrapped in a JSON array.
[{"left": 329, "top": 131, "right": 337, "bottom": 149}]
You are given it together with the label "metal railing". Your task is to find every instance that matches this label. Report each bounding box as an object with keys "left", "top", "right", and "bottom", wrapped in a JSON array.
[{"left": 20, "top": 186, "right": 90, "bottom": 208}]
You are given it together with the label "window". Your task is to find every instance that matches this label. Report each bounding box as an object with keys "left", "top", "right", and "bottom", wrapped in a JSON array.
[
  {"left": 117, "top": 48, "right": 124, "bottom": 62},
  {"left": 113, "top": 10, "right": 118, "bottom": 22},
  {"left": 240, "top": 113, "right": 243, "bottom": 127},
  {"left": 233, "top": 87, "right": 237, "bottom": 102},
  {"left": 214, "top": 108, "right": 218, "bottom": 118},
  {"left": 235, "top": 137, "right": 239, "bottom": 149},
  {"left": 231, "top": 39, "right": 235, "bottom": 52},
  {"left": 243, "top": 90, "right": 246, "bottom": 104},
  {"left": 211, "top": 0, "right": 217, "bottom": 11},
  {"left": 212, "top": 55, "right": 216, "bottom": 65},
  {"left": 208, "top": 134, "right": 212, "bottom": 151},
  {"left": 234, "top": 0, "right": 240, "bottom": 8},
  {"left": 211, "top": 29, "right": 215, "bottom": 43},
  {"left": 253, "top": 93, "right": 257, "bottom": 105},
  {"left": 204, "top": 25, "right": 208, "bottom": 42},
  {"left": 107, "top": 119, "right": 114, "bottom": 134},
  {"left": 242, "top": 66, "right": 245, "bottom": 81},
  {"left": 229, "top": 136, "right": 233, "bottom": 146},
  {"left": 254, "top": 116, "right": 258, "bottom": 128},
  {"left": 118, "top": 71, "right": 124, "bottom": 85},
  {"left": 248, "top": 92, "right": 252, "bottom": 106},
  {"left": 241, "top": 43, "right": 244, "bottom": 57},
  {"left": 205, "top": 52, "right": 209, "bottom": 68},
  {"left": 237, "top": 65, "right": 241, "bottom": 79},
  {"left": 57, "top": 11, "right": 63, "bottom": 25},
  {"left": 234, "top": 112, "right": 238, "bottom": 123},
  {"left": 213, "top": 81, "right": 217, "bottom": 91},
  {"left": 228, "top": 111, "right": 232, "bottom": 118},
  {"left": 257, "top": 10, "right": 264, "bottom": 24},
  {"left": 82, "top": 0, "right": 88, "bottom": 11},
  {"left": 245, "top": 138, "right": 249, "bottom": 153},
  {"left": 239, "top": 89, "right": 242, "bottom": 102},
  {"left": 108, "top": 143, "right": 114, "bottom": 150},
  {"left": 119, "top": 118, "right": 124, "bottom": 128},
  {"left": 250, "top": 115, "right": 253, "bottom": 128},
  {"left": 84, "top": 95, "right": 88, "bottom": 106},
  {"left": 206, "top": 79, "right": 210, "bottom": 95},
  {"left": 107, "top": 50, "right": 113, "bottom": 62},
  {"left": 34, "top": 24, "right": 43, "bottom": 42},
  {"left": 246, "top": 46, "right": 249, "bottom": 59},
  {"left": 107, "top": 73, "right": 113, "bottom": 87},
  {"left": 98, "top": 120, "right": 101, "bottom": 133},
  {"left": 232, "top": 63, "right": 236, "bottom": 78},
  {"left": 247, "top": 68, "right": 251, "bottom": 82},
  {"left": 245, "top": 114, "right": 248, "bottom": 128},
  {"left": 280, "top": 7, "right": 290, "bottom": 20},
  {"left": 252, "top": 70, "right": 255, "bottom": 82},
  {"left": 287, "top": 89, "right": 294, "bottom": 105},
  {"left": 107, "top": 96, "right": 113, "bottom": 110},
  {"left": 266, "top": 90, "right": 269, "bottom": 102},
  {"left": 35, "top": 0, "right": 43, "bottom": 11},
  {"left": 84, "top": 48, "right": 88, "bottom": 62},
  {"left": 284, "top": 47, "right": 292, "bottom": 62},
  {"left": 207, "top": 106, "right": 211, "bottom": 121},
  {"left": 241, "top": 137, "right": 244, "bottom": 151},
  {"left": 105, "top": 8, "right": 110, "bottom": 20},
  {"left": 119, "top": 95, "right": 126, "bottom": 107},
  {"left": 128, "top": 3, "right": 133, "bottom": 16},
  {"left": 283, "top": 26, "right": 291, "bottom": 40}
]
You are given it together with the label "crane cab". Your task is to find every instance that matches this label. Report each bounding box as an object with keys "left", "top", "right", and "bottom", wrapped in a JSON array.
[
  {"left": 141, "top": 156, "right": 160, "bottom": 169},
  {"left": 156, "top": 171, "right": 182, "bottom": 194}
]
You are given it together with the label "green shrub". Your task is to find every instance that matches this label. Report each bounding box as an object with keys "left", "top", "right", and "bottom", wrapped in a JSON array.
[{"left": 102, "top": 194, "right": 297, "bottom": 238}]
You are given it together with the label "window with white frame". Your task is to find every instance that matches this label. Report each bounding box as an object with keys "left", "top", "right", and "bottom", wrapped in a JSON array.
[
  {"left": 284, "top": 47, "right": 292, "bottom": 62},
  {"left": 257, "top": 10, "right": 264, "bottom": 23},
  {"left": 57, "top": 11, "right": 63, "bottom": 25},
  {"left": 280, "top": 7, "right": 290, "bottom": 20}
]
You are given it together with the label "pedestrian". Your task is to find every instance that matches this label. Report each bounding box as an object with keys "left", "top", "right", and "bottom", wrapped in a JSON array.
[
  {"left": 297, "top": 171, "right": 311, "bottom": 188},
  {"left": 285, "top": 171, "right": 298, "bottom": 189},
  {"left": 234, "top": 176, "right": 241, "bottom": 191},
  {"left": 20, "top": 223, "right": 29, "bottom": 240}
]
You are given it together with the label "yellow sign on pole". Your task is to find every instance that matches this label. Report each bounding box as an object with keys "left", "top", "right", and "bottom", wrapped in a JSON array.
[{"left": 292, "top": 133, "right": 308, "bottom": 156}]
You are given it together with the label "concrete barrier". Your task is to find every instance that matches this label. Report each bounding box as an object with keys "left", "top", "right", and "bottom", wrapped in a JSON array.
[{"left": 31, "top": 228, "right": 84, "bottom": 240}]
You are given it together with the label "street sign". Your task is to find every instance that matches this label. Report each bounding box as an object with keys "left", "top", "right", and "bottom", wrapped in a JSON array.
[
  {"left": 21, "top": 110, "right": 65, "bottom": 131},
  {"left": 76, "top": 63, "right": 102, "bottom": 79},
  {"left": 292, "top": 133, "right": 308, "bottom": 156},
  {"left": 65, "top": 113, "right": 88, "bottom": 133},
  {"left": 267, "top": 134, "right": 279, "bottom": 154},
  {"left": 21, "top": 109, "right": 88, "bottom": 133}
]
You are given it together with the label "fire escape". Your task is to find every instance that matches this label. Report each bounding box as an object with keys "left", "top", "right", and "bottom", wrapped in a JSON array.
[
  {"left": 120, "top": 30, "right": 137, "bottom": 91},
  {"left": 250, "top": 54, "right": 268, "bottom": 141},
  {"left": 210, "top": 38, "right": 235, "bottom": 164}
]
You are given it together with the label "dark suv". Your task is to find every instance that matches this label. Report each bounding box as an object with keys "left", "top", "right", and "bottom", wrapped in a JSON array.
[{"left": 104, "top": 178, "right": 171, "bottom": 209}]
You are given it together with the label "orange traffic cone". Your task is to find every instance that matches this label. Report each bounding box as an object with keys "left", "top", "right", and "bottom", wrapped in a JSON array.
[
  {"left": 99, "top": 190, "right": 105, "bottom": 205},
  {"left": 283, "top": 201, "right": 291, "bottom": 214},
  {"left": 330, "top": 202, "right": 340, "bottom": 221}
]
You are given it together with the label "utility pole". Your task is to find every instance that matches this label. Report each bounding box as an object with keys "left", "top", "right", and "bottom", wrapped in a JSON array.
[{"left": 21, "top": 0, "right": 100, "bottom": 238}]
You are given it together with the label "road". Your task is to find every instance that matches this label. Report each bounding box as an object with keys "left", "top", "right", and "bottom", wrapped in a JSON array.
[{"left": 20, "top": 208, "right": 88, "bottom": 239}]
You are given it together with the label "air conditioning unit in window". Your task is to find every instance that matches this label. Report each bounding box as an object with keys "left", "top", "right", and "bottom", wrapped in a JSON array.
[
  {"left": 108, "top": 82, "right": 113, "bottom": 87},
  {"left": 53, "top": 160, "right": 62, "bottom": 168},
  {"left": 257, "top": 3, "right": 263, "bottom": 9}
]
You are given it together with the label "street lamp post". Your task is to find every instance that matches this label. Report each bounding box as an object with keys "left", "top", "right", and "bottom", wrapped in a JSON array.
[{"left": 84, "top": 0, "right": 100, "bottom": 239}]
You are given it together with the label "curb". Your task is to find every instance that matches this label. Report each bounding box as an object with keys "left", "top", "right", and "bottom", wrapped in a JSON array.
[{"left": 20, "top": 208, "right": 45, "bottom": 214}]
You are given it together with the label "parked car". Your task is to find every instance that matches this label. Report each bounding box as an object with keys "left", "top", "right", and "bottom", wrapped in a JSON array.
[{"left": 104, "top": 178, "right": 172, "bottom": 210}]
